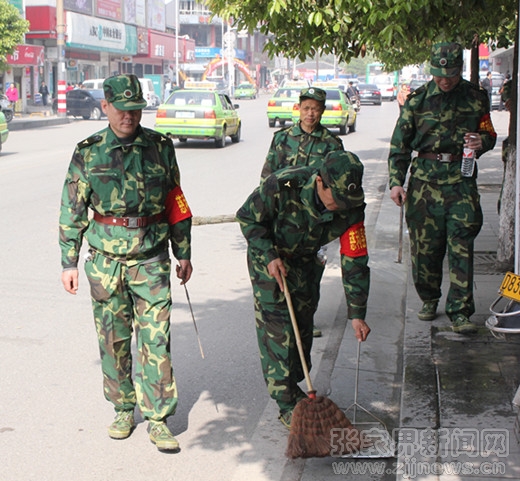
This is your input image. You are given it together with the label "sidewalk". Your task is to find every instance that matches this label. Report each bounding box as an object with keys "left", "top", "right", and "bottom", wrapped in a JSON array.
[
  {"left": 299, "top": 110, "right": 520, "bottom": 480},
  {"left": 9, "top": 110, "right": 70, "bottom": 130}
]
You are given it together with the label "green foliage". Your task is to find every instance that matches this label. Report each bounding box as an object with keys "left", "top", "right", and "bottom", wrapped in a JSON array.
[
  {"left": 206, "top": 0, "right": 517, "bottom": 70},
  {"left": 0, "top": 0, "right": 29, "bottom": 66}
]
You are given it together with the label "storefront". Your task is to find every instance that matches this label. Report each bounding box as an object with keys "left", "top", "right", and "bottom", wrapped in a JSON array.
[{"left": 5, "top": 44, "right": 45, "bottom": 113}]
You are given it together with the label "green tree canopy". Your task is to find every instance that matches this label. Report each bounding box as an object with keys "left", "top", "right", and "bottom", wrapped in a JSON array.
[
  {"left": 0, "top": 0, "right": 29, "bottom": 67},
  {"left": 207, "top": 0, "right": 516, "bottom": 70}
]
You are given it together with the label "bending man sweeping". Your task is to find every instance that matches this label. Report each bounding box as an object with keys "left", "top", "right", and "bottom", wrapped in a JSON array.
[{"left": 236, "top": 151, "right": 371, "bottom": 429}]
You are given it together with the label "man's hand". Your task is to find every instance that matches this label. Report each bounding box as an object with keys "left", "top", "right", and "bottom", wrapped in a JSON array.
[
  {"left": 176, "top": 260, "right": 193, "bottom": 285},
  {"left": 267, "top": 258, "right": 287, "bottom": 291},
  {"left": 351, "top": 318, "right": 371, "bottom": 342},
  {"left": 390, "top": 186, "right": 406, "bottom": 207},
  {"left": 62, "top": 269, "right": 79, "bottom": 295}
]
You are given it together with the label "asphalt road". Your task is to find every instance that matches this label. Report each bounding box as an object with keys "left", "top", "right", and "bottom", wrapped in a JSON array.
[{"left": 0, "top": 96, "right": 399, "bottom": 481}]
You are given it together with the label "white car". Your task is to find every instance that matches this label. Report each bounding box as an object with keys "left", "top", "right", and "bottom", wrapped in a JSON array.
[{"left": 373, "top": 75, "right": 396, "bottom": 101}]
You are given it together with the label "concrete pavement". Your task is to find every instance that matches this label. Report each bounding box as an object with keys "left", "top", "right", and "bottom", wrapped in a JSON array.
[
  {"left": 297, "top": 109, "right": 520, "bottom": 481},
  {"left": 5, "top": 107, "right": 519, "bottom": 480}
]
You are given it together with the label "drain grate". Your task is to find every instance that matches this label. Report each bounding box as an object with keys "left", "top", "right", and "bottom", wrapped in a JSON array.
[{"left": 474, "top": 251, "right": 506, "bottom": 275}]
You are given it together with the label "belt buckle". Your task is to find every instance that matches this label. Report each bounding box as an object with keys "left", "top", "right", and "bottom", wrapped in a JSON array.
[
  {"left": 440, "top": 153, "right": 451, "bottom": 162},
  {"left": 125, "top": 217, "right": 139, "bottom": 228}
]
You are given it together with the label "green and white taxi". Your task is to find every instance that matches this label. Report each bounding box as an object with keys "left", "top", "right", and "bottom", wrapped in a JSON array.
[
  {"left": 234, "top": 83, "right": 257, "bottom": 99},
  {"left": 154, "top": 81, "right": 241, "bottom": 148},
  {"left": 266, "top": 81, "right": 309, "bottom": 128}
]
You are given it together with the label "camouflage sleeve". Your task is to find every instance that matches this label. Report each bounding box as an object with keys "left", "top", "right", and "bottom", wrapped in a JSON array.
[
  {"left": 341, "top": 254, "right": 370, "bottom": 320},
  {"left": 477, "top": 112, "right": 497, "bottom": 156},
  {"left": 169, "top": 218, "right": 191, "bottom": 260},
  {"left": 340, "top": 207, "right": 369, "bottom": 320},
  {"left": 236, "top": 176, "right": 279, "bottom": 264},
  {"left": 388, "top": 102, "right": 414, "bottom": 188},
  {"left": 260, "top": 135, "right": 282, "bottom": 179},
  {"left": 59, "top": 147, "right": 91, "bottom": 269},
  {"left": 165, "top": 141, "right": 192, "bottom": 260}
]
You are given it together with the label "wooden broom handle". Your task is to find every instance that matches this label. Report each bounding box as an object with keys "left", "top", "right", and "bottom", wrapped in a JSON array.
[{"left": 282, "top": 275, "right": 316, "bottom": 397}]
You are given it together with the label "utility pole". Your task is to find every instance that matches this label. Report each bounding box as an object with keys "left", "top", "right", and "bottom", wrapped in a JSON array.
[{"left": 56, "top": 0, "right": 66, "bottom": 117}]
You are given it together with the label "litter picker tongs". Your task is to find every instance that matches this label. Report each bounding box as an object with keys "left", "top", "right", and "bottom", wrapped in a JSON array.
[{"left": 342, "top": 341, "right": 396, "bottom": 458}]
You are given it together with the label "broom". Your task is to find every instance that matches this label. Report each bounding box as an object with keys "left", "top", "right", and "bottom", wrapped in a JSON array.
[{"left": 283, "top": 276, "right": 362, "bottom": 458}]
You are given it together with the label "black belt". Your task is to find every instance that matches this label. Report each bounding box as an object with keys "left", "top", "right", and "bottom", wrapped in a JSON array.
[
  {"left": 418, "top": 152, "right": 462, "bottom": 162},
  {"left": 93, "top": 211, "right": 165, "bottom": 228}
]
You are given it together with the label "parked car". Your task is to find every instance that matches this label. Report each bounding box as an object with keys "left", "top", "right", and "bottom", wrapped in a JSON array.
[
  {"left": 292, "top": 87, "right": 356, "bottom": 135},
  {"left": 373, "top": 74, "right": 396, "bottom": 101},
  {"left": 154, "top": 84, "right": 241, "bottom": 148},
  {"left": 357, "top": 83, "right": 382, "bottom": 105},
  {"left": 234, "top": 83, "right": 257, "bottom": 99},
  {"left": 409, "top": 79, "right": 428, "bottom": 93},
  {"left": 267, "top": 87, "right": 302, "bottom": 127},
  {"left": 52, "top": 89, "right": 106, "bottom": 119},
  {"left": 0, "top": 110, "right": 9, "bottom": 152},
  {"left": 82, "top": 77, "right": 158, "bottom": 109}
]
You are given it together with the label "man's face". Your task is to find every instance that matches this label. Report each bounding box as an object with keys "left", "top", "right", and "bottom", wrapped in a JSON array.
[
  {"left": 316, "top": 176, "right": 339, "bottom": 211},
  {"left": 101, "top": 100, "right": 142, "bottom": 138},
  {"left": 433, "top": 73, "right": 461, "bottom": 93},
  {"left": 299, "top": 98, "right": 325, "bottom": 133}
]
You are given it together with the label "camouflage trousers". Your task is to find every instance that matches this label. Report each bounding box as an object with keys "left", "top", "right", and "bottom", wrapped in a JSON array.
[
  {"left": 84, "top": 251, "right": 178, "bottom": 421},
  {"left": 405, "top": 178, "right": 483, "bottom": 317},
  {"left": 247, "top": 251, "right": 324, "bottom": 412}
]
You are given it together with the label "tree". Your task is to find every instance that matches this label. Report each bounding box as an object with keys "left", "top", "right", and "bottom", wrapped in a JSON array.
[
  {"left": 208, "top": 0, "right": 515, "bottom": 71},
  {"left": 0, "top": 0, "right": 29, "bottom": 70},
  {"left": 208, "top": 0, "right": 519, "bottom": 267}
]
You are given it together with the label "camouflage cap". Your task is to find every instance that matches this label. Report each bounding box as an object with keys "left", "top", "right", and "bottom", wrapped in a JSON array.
[
  {"left": 430, "top": 42, "right": 463, "bottom": 78},
  {"left": 319, "top": 151, "right": 364, "bottom": 210},
  {"left": 103, "top": 74, "right": 147, "bottom": 110},
  {"left": 300, "top": 87, "right": 326, "bottom": 104}
]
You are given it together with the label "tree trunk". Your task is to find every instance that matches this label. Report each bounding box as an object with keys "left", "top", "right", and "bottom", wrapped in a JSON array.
[{"left": 497, "top": 18, "right": 518, "bottom": 269}]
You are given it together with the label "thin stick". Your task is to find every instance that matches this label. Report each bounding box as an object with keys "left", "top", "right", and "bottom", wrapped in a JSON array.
[
  {"left": 183, "top": 283, "right": 205, "bottom": 359},
  {"left": 282, "top": 276, "right": 315, "bottom": 396},
  {"left": 396, "top": 203, "right": 404, "bottom": 264}
]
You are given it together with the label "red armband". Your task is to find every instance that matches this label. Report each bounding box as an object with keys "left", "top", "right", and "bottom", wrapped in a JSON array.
[
  {"left": 340, "top": 222, "right": 368, "bottom": 257},
  {"left": 165, "top": 186, "right": 192, "bottom": 225},
  {"left": 478, "top": 113, "right": 497, "bottom": 138}
]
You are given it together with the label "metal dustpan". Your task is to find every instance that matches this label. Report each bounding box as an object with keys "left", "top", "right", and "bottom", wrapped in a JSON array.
[
  {"left": 486, "top": 294, "right": 520, "bottom": 340},
  {"left": 342, "top": 341, "right": 396, "bottom": 458}
]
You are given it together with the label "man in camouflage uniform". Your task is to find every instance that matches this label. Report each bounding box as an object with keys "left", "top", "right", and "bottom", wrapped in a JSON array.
[
  {"left": 237, "top": 151, "right": 371, "bottom": 428},
  {"left": 261, "top": 87, "right": 344, "bottom": 178},
  {"left": 261, "top": 87, "right": 345, "bottom": 338},
  {"left": 59, "top": 74, "right": 192, "bottom": 451},
  {"left": 388, "top": 42, "right": 497, "bottom": 334}
]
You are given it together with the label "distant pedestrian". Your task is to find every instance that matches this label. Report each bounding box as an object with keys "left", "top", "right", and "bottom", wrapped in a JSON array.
[
  {"left": 39, "top": 81, "right": 50, "bottom": 106},
  {"left": 6, "top": 83, "right": 18, "bottom": 103},
  {"left": 481, "top": 71, "right": 493, "bottom": 107}
]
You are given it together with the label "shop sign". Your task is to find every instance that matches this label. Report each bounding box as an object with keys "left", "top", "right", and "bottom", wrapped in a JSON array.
[
  {"left": 7, "top": 45, "right": 45, "bottom": 66},
  {"left": 66, "top": 11, "right": 137, "bottom": 54}
]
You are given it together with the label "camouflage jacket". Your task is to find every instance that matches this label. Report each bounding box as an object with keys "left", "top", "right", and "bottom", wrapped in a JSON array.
[
  {"left": 59, "top": 125, "right": 191, "bottom": 269},
  {"left": 260, "top": 122, "right": 344, "bottom": 179},
  {"left": 388, "top": 79, "right": 497, "bottom": 187},
  {"left": 236, "top": 166, "right": 369, "bottom": 319}
]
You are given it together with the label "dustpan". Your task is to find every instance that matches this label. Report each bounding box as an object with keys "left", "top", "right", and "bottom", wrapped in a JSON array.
[{"left": 342, "top": 341, "right": 396, "bottom": 458}]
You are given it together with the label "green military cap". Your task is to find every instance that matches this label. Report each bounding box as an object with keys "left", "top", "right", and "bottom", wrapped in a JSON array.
[
  {"left": 430, "top": 42, "right": 463, "bottom": 78},
  {"left": 300, "top": 87, "right": 326, "bottom": 103},
  {"left": 319, "top": 151, "right": 364, "bottom": 210},
  {"left": 103, "top": 74, "right": 147, "bottom": 110}
]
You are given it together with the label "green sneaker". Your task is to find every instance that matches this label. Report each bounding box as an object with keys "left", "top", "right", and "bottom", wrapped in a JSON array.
[
  {"left": 149, "top": 422, "right": 180, "bottom": 451},
  {"left": 108, "top": 410, "right": 135, "bottom": 439},
  {"left": 313, "top": 327, "right": 322, "bottom": 338},
  {"left": 278, "top": 410, "right": 293, "bottom": 430},
  {"left": 451, "top": 315, "right": 478, "bottom": 334},
  {"left": 418, "top": 300, "right": 439, "bottom": 321}
]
